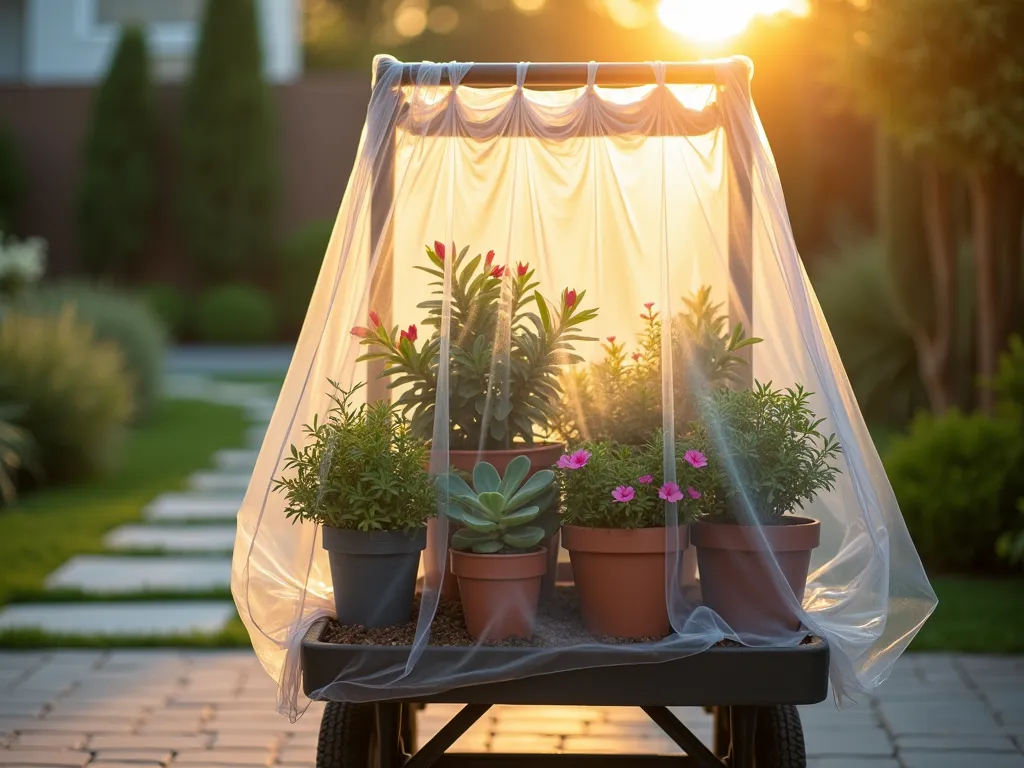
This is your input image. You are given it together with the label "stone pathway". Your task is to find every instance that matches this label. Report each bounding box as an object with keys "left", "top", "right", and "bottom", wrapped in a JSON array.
[
  {"left": 0, "top": 376, "right": 277, "bottom": 639},
  {"left": 0, "top": 651, "right": 1021, "bottom": 767}
]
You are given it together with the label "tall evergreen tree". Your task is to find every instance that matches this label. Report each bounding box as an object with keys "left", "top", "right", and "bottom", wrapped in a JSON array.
[
  {"left": 76, "top": 26, "right": 155, "bottom": 278},
  {"left": 180, "top": 0, "right": 279, "bottom": 281}
]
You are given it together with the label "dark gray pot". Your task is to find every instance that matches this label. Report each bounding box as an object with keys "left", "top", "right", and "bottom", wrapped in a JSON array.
[{"left": 321, "top": 526, "right": 427, "bottom": 628}]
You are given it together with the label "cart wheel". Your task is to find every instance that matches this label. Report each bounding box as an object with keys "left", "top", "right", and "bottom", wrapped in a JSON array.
[
  {"left": 316, "top": 702, "right": 416, "bottom": 768},
  {"left": 711, "top": 705, "right": 806, "bottom": 767}
]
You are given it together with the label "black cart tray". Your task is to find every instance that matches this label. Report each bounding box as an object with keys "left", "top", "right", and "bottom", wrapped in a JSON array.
[{"left": 301, "top": 618, "right": 830, "bottom": 707}]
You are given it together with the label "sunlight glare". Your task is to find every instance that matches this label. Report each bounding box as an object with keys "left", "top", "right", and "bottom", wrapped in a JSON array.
[{"left": 658, "top": 0, "right": 808, "bottom": 43}]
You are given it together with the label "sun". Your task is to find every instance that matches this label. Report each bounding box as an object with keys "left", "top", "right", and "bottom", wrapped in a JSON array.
[{"left": 657, "top": 0, "right": 808, "bottom": 43}]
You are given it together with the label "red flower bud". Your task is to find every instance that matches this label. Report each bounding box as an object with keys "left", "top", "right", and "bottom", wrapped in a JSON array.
[
  {"left": 351, "top": 326, "right": 371, "bottom": 338},
  {"left": 400, "top": 324, "right": 418, "bottom": 343},
  {"left": 606, "top": 336, "right": 616, "bottom": 343},
  {"left": 485, "top": 250, "right": 496, "bottom": 267},
  {"left": 517, "top": 262, "right": 529, "bottom": 277},
  {"left": 564, "top": 289, "right": 578, "bottom": 309},
  {"left": 632, "top": 352, "right": 642, "bottom": 362},
  {"left": 490, "top": 265, "right": 506, "bottom": 278},
  {"left": 434, "top": 241, "right": 445, "bottom": 261},
  {"left": 368, "top": 310, "right": 381, "bottom": 327},
  {"left": 644, "top": 302, "right": 655, "bottom": 311}
]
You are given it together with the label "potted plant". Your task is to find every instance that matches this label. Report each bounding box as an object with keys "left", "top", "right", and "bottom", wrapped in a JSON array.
[
  {"left": 353, "top": 241, "right": 598, "bottom": 598},
  {"left": 440, "top": 456, "right": 555, "bottom": 641},
  {"left": 273, "top": 380, "right": 434, "bottom": 628},
  {"left": 557, "top": 438, "right": 709, "bottom": 638},
  {"left": 690, "top": 381, "right": 842, "bottom": 634},
  {"left": 553, "top": 287, "right": 760, "bottom": 445}
]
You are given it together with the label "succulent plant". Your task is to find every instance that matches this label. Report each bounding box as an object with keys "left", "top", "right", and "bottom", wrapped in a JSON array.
[{"left": 440, "top": 455, "right": 558, "bottom": 554}]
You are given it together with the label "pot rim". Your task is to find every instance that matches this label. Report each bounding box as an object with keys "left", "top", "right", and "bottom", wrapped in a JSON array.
[
  {"left": 562, "top": 524, "right": 689, "bottom": 554},
  {"left": 691, "top": 516, "right": 821, "bottom": 552},
  {"left": 449, "top": 546, "right": 548, "bottom": 580},
  {"left": 321, "top": 524, "right": 428, "bottom": 555}
]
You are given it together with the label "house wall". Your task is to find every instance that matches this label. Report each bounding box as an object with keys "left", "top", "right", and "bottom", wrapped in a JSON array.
[
  {"left": 18, "top": 0, "right": 301, "bottom": 84},
  {"left": 0, "top": 74, "right": 369, "bottom": 277},
  {"left": 0, "top": 0, "right": 25, "bottom": 80}
]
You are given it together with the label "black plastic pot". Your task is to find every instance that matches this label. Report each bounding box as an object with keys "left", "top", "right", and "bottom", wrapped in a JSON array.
[{"left": 321, "top": 526, "right": 427, "bottom": 628}]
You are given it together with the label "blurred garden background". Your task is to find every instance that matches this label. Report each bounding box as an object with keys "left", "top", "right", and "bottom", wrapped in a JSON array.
[{"left": 0, "top": 0, "right": 1021, "bottom": 649}]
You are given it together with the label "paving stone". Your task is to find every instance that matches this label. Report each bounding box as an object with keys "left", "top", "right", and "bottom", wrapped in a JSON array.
[
  {"left": 7, "top": 732, "right": 88, "bottom": 749},
  {"left": 88, "top": 750, "right": 172, "bottom": 765},
  {"left": 5, "top": 716, "right": 132, "bottom": 734},
  {"left": 561, "top": 735, "right": 680, "bottom": 754},
  {"left": 213, "top": 449, "right": 260, "bottom": 472},
  {"left": 878, "top": 701, "right": 1005, "bottom": 735},
  {"left": 246, "top": 426, "right": 267, "bottom": 447},
  {"left": 489, "top": 733, "right": 562, "bottom": 752},
  {"left": 0, "top": 603, "right": 235, "bottom": 637},
  {"left": 209, "top": 732, "right": 285, "bottom": 750},
  {"left": 87, "top": 735, "right": 213, "bottom": 751},
  {"left": 171, "top": 749, "right": 272, "bottom": 765},
  {"left": 104, "top": 525, "right": 237, "bottom": 554},
  {"left": 0, "top": 751, "right": 89, "bottom": 766},
  {"left": 808, "top": 760, "right": 901, "bottom": 768},
  {"left": 0, "top": 701, "right": 47, "bottom": 717},
  {"left": 490, "top": 718, "right": 587, "bottom": 736},
  {"left": 187, "top": 473, "right": 252, "bottom": 494},
  {"left": 44, "top": 557, "right": 231, "bottom": 594},
  {"left": 895, "top": 734, "right": 1019, "bottom": 752},
  {"left": 900, "top": 753, "right": 1024, "bottom": 768},
  {"left": 144, "top": 495, "right": 241, "bottom": 523},
  {"left": 804, "top": 727, "right": 894, "bottom": 757},
  {"left": 87, "top": 763, "right": 165, "bottom": 768}
]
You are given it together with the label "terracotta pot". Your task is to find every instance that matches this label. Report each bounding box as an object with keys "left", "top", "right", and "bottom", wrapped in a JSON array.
[
  {"left": 562, "top": 525, "right": 687, "bottom": 639},
  {"left": 450, "top": 547, "right": 548, "bottom": 642},
  {"left": 692, "top": 516, "right": 821, "bottom": 634},
  {"left": 426, "top": 442, "right": 565, "bottom": 602}
]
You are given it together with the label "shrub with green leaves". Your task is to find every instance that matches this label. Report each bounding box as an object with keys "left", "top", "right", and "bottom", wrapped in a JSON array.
[
  {"left": 0, "top": 123, "right": 22, "bottom": 234},
  {"left": 279, "top": 219, "right": 332, "bottom": 335},
  {"left": 354, "top": 241, "right": 598, "bottom": 449},
  {"left": 273, "top": 381, "right": 434, "bottom": 531},
  {"left": 0, "top": 403, "right": 37, "bottom": 505},
  {"left": 20, "top": 283, "right": 166, "bottom": 422},
  {"left": 695, "top": 382, "right": 842, "bottom": 524},
  {"left": 180, "top": 0, "right": 278, "bottom": 281},
  {"left": 553, "top": 287, "right": 760, "bottom": 445},
  {"left": 441, "top": 456, "right": 556, "bottom": 553},
  {"left": 996, "top": 500, "right": 1024, "bottom": 569},
  {"left": 885, "top": 408, "right": 1023, "bottom": 572},
  {"left": 137, "top": 282, "right": 191, "bottom": 340},
  {"left": 0, "top": 310, "right": 133, "bottom": 484},
  {"left": 992, "top": 334, "right": 1024, "bottom": 412},
  {"left": 75, "top": 26, "right": 155, "bottom": 279},
  {"left": 557, "top": 439, "right": 711, "bottom": 529},
  {"left": 196, "top": 284, "right": 277, "bottom": 344}
]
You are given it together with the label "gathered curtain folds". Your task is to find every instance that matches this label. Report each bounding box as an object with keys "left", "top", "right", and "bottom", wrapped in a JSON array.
[{"left": 231, "top": 55, "right": 936, "bottom": 720}]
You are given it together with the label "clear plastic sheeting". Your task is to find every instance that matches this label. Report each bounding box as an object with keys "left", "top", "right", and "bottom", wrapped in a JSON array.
[{"left": 231, "top": 55, "right": 936, "bottom": 720}]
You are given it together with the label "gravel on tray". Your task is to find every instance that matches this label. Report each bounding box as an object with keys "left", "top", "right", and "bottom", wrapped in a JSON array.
[{"left": 321, "top": 586, "right": 816, "bottom": 648}]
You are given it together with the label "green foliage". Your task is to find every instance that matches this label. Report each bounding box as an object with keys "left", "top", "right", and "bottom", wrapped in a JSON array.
[
  {"left": 695, "top": 382, "right": 843, "bottom": 524},
  {"left": 813, "top": 236, "right": 927, "bottom": 426},
  {"left": 0, "top": 233, "right": 46, "bottom": 303},
  {"left": 885, "top": 409, "right": 1023, "bottom": 572},
  {"left": 554, "top": 287, "right": 760, "bottom": 445},
  {"left": 279, "top": 218, "right": 332, "bottom": 335},
  {"left": 991, "top": 334, "right": 1024, "bottom": 411},
  {"left": 441, "top": 456, "right": 555, "bottom": 553},
  {"left": 355, "top": 242, "right": 598, "bottom": 449},
  {"left": 825, "top": 0, "right": 1024, "bottom": 173},
  {"left": 180, "top": 0, "right": 279, "bottom": 281},
  {"left": 20, "top": 283, "right": 166, "bottom": 422},
  {"left": 137, "top": 282, "right": 191, "bottom": 340},
  {"left": 557, "top": 438, "right": 711, "bottom": 530},
  {"left": 0, "top": 403, "right": 37, "bottom": 505},
  {"left": 996, "top": 500, "right": 1024, "bottom": 569},
  {"left": 274, "top": 380, "right": 433, "bottom": 531},
  {"left": 196, "top": 284, "right": 277, "bottom": 344},
  {"left": 0, "top": 310, "right": 133, "bottom": 484},
  {"left": 76, "top": 26, "right": 155, "bottom": 279},
  {"left": 0, "top": 123, "right": 22, "bottom": 233}
]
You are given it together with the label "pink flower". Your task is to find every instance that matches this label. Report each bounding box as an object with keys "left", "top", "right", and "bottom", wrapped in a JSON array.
[
  {"left": 612, "top": 485, "right": 635, "bottom": 503},
  {"left": 644, "top": 302, "right": 655, "bottom": 311},
  {"left": 433, "top": 241, "right": 445, "bottom": 261},
  {"left": 557, "top": 449, "right": 591, "bottom": 470},
  {"left": 485, "top": 250, "right": 495, "bottom": 267},
  {"left": 687, "top": 486, "right": 702, "bottom": 500},
  {"left": 637, "top": 474, "right": 654, "bottom": 485},
  {"left": 684, "top": 450, "right": 707, "bottom": 469},
  {"left": 490, "top": 265, "right": 505, "bottom": 278},
  {"left": 368, "top": 310, "right": 381, "bottom": 327},
  {"left": 517, "top": 262, "right": 529, "bottom": 276},
  {"left": 632, "top": 353, "right": 642, "bottom": 362},
  {"left": 400, "top": 324, "right": 418, "bottom": 343},
  {"left": 564, "top": 288, "right": 578, "bottom": 309},
  {"left": 606, "top": 336, "right": 616, "bottom": 344},
  {"left": 659, "top": 482, "right": 684, "bottom": 503},
  {"left": 350, "top": 326, "right": 370, "bottom": 338}
]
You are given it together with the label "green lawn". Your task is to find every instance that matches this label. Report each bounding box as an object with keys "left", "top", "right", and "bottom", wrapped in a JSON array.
[
  {"left": 910, "top": 576, "right": 1024, "bottom": 653},
  {"left": 0, "top": 398, "right": 249, "bottom": 607}
]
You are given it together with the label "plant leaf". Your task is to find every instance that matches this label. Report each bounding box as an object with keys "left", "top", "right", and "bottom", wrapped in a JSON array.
[
  {"left": 501, "top": 505, "right": 540, "bottom": 527},
  {"left": 472, "top": 539, "right": 504, "bottom": 554},
  {"left": 478, "top": 491, "right": 506, "bottom": 517},
  {"left": 473, "top": 462, "right": 501, "bottom": 494},
  {"left": 502, "top": 525, "right": 545, "bottom": 549},
  {"left": 506, "top": 469, "right": 555, "bottom": 509},
  {"left": 497, "top": 455, "right": 531, "bottom": 498}
]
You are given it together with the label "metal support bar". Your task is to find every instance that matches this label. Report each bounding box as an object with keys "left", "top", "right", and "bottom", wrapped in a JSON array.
[
  {"left": 729, "top": 706, "right": 758, "bottom": 768},
  {"left": 390, "top": 61, "right": 725, "bottom": 87},
  {"left": 403, "top": 704, "right": 492, "bottom": 768},
  {"left": 641, "top": 707, "right": 724, "bottom": 768},
  {"left": 377, "top": 702, "right": 405, "bottom": 768}
]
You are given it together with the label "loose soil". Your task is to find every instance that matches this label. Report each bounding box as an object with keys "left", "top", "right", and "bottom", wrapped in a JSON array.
[{"left": 321, "top": 586, "right": 817, "bottom": 648}]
